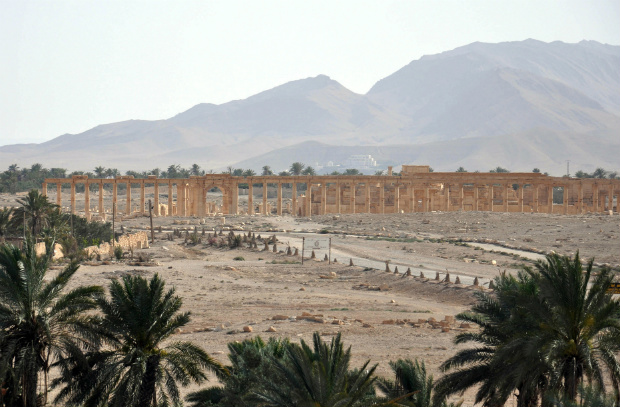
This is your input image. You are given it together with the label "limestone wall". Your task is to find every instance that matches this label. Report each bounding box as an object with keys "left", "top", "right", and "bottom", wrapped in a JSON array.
[
  {"left": 116, "top": 231, "right": 150, "bottom": 250},
  {"left": 34, "top": 242, "right": 64, "bottom": 260}
]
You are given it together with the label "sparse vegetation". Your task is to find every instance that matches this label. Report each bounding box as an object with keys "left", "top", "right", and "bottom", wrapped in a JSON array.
[{"left": 113, "top": 244, "right": 123, "bottom": 260}]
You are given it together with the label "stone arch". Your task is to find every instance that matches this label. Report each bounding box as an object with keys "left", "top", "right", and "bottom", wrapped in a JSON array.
[{"left": 204, "top": 183, "right": 231, "bottom": 215}]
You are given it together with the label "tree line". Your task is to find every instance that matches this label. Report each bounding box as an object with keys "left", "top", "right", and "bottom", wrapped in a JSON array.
[
  {"left": 1, "top": 193, "right": 619, "bottom": 406},
  {"left": 1, "top": 163, "right": 617, "bottom": 195},
  {"left": 0, "top": 190, "right": 112, "bottom": 255}
]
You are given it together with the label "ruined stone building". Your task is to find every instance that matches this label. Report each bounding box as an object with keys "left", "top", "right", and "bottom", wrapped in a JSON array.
[{"left": 43, "top": 166, "right": 619, "bottom": 219}]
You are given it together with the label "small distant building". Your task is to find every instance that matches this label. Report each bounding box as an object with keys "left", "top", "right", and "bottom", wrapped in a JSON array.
[
  {"left": 401, "top": 165, "right": 430, "bottom": 175},
  {"left": 344, "top": 155, "right": 377, "bottom": 169}
]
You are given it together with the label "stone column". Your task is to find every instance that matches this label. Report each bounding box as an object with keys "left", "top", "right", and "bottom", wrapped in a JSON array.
[
  {"left": 563, "top": 185, "right": 569, "bottom": 215},
  {"left": 533, "top": 184, "right": 539, "bottom": 213},
  {"left": 306, "top": 184, "right": 312, "bottom": 216},
  {"left": 179, "top": 183, "right": 186, "bottom": 216},
  {"left": 232, "top": 184, "right": 239, "bottom": 215},
  {"left": 203, "top": 187, "right": 212, "bottom": 216},
  {"left": 609, "top": 182, "right": 615, "bottom": 213},
  {"left": 154, "top": 181, "right": 160, "bottom": 216},
  {"left": 335, "top": 182, "right": 341, "bottom": 214},
  {"left": 365, "top": 183, "right": 371, "bottom": 213},
  {"left": 321, "top": 183, "right": 327, "bottom": 215},
  {"left": 503, "top": 184, "right": 509, "bottom": 212},
  {"left": 126, "top": 181, "right": 131, "bottom": 215},
  {"left": 379, "top": 183, "right": 385, "bottom": 214},
  {"left": 56, "top": 183, "right": 62, "bottom": 207},
  {"left": 593, "top": 183, "right": 599, "bottom": 213},
  {"left": 408, "top": 185, "right": 415, "bottom": 213},
  {"left": 291, "top": 183, "right": 297, "bottom": 216},
  {"left": 42, "top": 182, "right": 47, "bottom": 196},
  {"left": 424, "top": 187, "right": 430, "bottom": 212},
  {"left": 140, "top": 183, "right": 145, "bottom": 214},
  {"left": 84, "top": 183, "right": 90, "bottom": 220},
  {"left": 99, "top": 183, "right": 104, "bottom": 216},
  {"left": 262, "top": 182, "right": 268, "bottom": 215},
  {"left": 612, "top": 183, "right": 617, "bottom": 214},
  {"left": 474, "top": 184, "right": 479, "bottom": 211},
  {"left": 488, "top": 185, "right": 493, "bottom": 212},
  {"left": 168, "top": 181, "right": 173, "bottom": 216},
  {"left": 199, "top": 184, "right": 207, "bottom": 216},
  {"left": 577, "top": 182, "right": 583, "bottom": 214},
  {"left": 277, "top": 183, "right": 283, "bottom": 215},
  {"left": 112, "top": 183, "right": 118, "bottom": 217},
  {"left": 70, "top": 182, "right": 76, "bottom": 215},
  {"left": 444, "top": 183, "right": 450, "bottom": 211},
  {"left": 192, "top": 184, "right": 199, "bottom": 216},
  {"left": 248, "top": 183, "right": 254, "bottom": 215},
  {"left": 394, "top": 184, "right": 400, "bottom": 213},
  {"left": 350, "top": 183, "right": 356, "bottom": 214},
  {"left": 547, "top": 184, "right": 553, "bottom": 214},
  {"left": 459, "top": 184, "right": 464, "bottom": 211},
  {"left": 518, "top": 185, "right": 524, "bottom": 212}
]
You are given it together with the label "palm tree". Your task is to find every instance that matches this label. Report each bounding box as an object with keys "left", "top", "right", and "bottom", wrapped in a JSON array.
[
  {"left": 104, "top": 168, "right": 120, "bottom": 178},
  {"left": 0, "top": 238, "right": 103, "bottom": 407},
  {"left": 436, "top": 254, "right": 620, "bottom": 406},
  {"left": 0, "top": 207, "right": 13, "bottom": 239},
  {"left": 262, "top": 166, "right": 273, "bottom": 176},
  {"left": 520, "top": 253, "right": 620, "bottom": 400},
  {"left": 56, "top": 274, "right": 227, "bottom": 407},
  {"left": 13, "top": 189, "right": 58, "bottom": 236},
  {"left": 376, "top": 359, "right": 434, "bottom": 406},
  {"left": 254, "top": 332, "right": 377, "bottom": 407},
  {"left": 302, "top": 166, "right": 316, "bottom": 176},
  {"left": 243, "top": 169, "right": 256, "bottom": 177},
  {"left": 187, "top": 336, "right": 289, "bottom": 407},
  {"left": 289, "top": 162, "right": 305, "bottom": 176},
  {"left": 94, "top": 166, "right": 106, "bottom": 178},
  {"left": 190, "top": 164, "right": 203, "bottom": 176},
  {"left": 548, "top": 384, "right": 619, "bottom": 407},
  {"left": 49, "top": 167, "right": 67, "bottom": 179},
  {"left": 434, "top": 271, "right": 544, "bottom": 407},
  {"left": 592, "top": 168, "right": 608, "bottom": 179}
]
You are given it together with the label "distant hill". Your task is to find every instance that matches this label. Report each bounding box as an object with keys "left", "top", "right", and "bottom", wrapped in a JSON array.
[
  {"left": 232, "top": 127, "right": 620, "bottom": 175},
  {"left": 1, "top": 39, "right": 618, "bottom": 175}
]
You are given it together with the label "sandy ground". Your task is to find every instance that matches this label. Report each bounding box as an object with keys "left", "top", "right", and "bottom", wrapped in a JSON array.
[{"left": 2, "top": 190, "right": 620, "bottom": 406}]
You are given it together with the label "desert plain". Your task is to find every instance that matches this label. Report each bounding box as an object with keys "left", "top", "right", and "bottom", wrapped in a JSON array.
[{"left": 1, "top": 191, "right": 619, "bottom": 405}]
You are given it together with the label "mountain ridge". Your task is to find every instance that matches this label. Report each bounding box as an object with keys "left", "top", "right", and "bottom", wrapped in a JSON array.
[{"left": 1, "top": 39, "right": 618, "bottom": 175}]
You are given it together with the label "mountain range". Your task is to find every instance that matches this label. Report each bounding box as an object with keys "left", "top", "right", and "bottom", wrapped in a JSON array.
[{"left": 2, "top": 39, "right": 619, "bottom": 175}]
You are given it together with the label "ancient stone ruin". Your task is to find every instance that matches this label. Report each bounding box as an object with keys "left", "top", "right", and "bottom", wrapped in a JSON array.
[{"left": 42, "top": 165, "right": 619, "bottom": 218}]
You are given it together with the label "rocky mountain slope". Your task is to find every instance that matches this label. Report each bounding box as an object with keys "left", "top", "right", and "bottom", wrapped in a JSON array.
[{"left": 1, "top": 39, "right": 618, "bottom": 174}]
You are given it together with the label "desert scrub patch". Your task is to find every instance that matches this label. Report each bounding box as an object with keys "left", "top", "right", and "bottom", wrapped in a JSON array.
[{"left": 267, "top": 260, "right": 300, "bottom": 265}]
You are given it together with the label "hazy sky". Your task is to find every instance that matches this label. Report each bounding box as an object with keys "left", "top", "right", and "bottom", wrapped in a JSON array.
[{"left": 1, "top": 0, "right": 619, "bottom": 146}]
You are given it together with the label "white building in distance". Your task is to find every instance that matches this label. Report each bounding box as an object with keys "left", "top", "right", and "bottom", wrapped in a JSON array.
[{"left": 344, "top": 155, "right": 377, "bottom": 169}]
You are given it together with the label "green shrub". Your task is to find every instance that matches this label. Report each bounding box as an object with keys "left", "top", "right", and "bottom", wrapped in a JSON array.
[
  {"left": 233, "top": 256, "right": 245, "bottom": 261},
  {"left": 113, "top": 245, "right": 123, "bottom": 260}
]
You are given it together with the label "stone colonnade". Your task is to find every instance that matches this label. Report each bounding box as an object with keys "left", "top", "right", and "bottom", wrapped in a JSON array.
[{"left": 43, "top": 170, "right": 620, "bottom": 218}]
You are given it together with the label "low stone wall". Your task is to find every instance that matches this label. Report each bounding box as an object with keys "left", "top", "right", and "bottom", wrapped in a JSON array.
[
  {"left": 116, "top": 231, "right": 150, "bottom": 250},
  {"left": 83, "top": 231, "right": 150, "bottom": 259},
  {"left": 84, "top": 242, "right": 113, "bottom": 259},
  {"left": 34, "top": 242, "right": 64, "bottom": 260}
]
